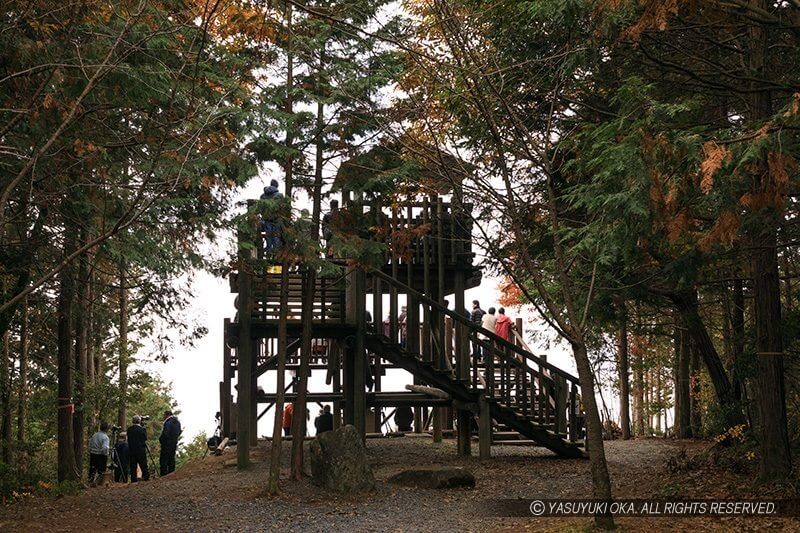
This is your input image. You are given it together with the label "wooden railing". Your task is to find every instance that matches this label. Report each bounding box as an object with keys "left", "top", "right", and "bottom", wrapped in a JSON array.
[
  {"left": 236, "top": 268, "right": 347, "bottom": 324},
  {"left": 368, "top": 268, "right": 584, "bottom": 442}
]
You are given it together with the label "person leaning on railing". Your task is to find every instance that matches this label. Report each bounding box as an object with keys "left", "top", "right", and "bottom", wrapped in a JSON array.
[{"left": 479, "top": 307, "right": 497, "bottom": 362}]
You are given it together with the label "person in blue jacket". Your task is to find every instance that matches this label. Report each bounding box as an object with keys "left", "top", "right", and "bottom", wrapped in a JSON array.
[
  {"left": 159, "top": 410, "right": 182, "bottom": 476},
  {"left": 259, "top": 179, "right": 284, "bottom": 251}
]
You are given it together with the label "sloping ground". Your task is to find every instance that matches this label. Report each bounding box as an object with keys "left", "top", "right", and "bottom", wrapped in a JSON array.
[{"left": 1, "top": 438, "right": 796, "bottom": 532}]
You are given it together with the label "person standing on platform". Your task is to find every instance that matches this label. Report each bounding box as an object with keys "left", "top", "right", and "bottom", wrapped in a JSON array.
[
  {"left": 398, "top": 306, "right": 408, "bottom": 347},
  {"left": 495, "top": 307, "right": 514, "bottom": 342},
  {"left": 470, "top": 300, "right": 486, "bottom": 358},
  {"left": 260, "top": 179, "right": 284, "bottom": 252},
  {"left": 480, "top": 307, "right": 497, "bottom": 361}
]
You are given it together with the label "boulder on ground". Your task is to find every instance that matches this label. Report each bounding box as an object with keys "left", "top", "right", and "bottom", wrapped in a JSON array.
[
  {"left": 308, "top": 425, "right": 375, "bottom": 493},
  {"left": 387, "top": 467, "right": 475, "bottom": 489}
]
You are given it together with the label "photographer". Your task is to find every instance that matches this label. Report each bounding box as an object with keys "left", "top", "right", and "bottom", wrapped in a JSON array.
[
  {"left": 127, "top": 415, "right": 150, "bottom": 482},
  {"left": 159, "top": 410, "right": 182, "bottom": 476}
]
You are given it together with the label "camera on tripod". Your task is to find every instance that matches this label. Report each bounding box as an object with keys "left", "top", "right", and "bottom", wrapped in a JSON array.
[
  {"left": 139, "top": 415, "right": 150, "bottom": 422},
  {"left": 110, "top": 425, "right": 122, "bottom": 432}
]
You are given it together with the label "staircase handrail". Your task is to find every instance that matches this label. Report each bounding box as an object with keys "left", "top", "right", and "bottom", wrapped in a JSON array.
[{"left": 369, "top": 268, "right": 580, "bottom": 385}]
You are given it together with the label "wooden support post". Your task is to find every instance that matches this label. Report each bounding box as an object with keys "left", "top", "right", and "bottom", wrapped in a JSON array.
[
  {"left": 569, "top": 382, "right": 578, "bottom": 442},
  {"left": 436, "top": 197, "right": 446, "bottom": 362},
  {"left": 333, "top": 357, "right": 342, "bottom": 430},
  {"left": 236, "top": 264, "right": 253, "bottom": 469},
  {"left": 454, "top": 266, "right": 470, "bottom": 455},
  {"left": 373, "top": 277, "right": 383, "bottom": 434},
  {"left": 445, "top": 317, "right": 454, "bottom": 371},
  {"left": 454, "top": 270, "right": 467, "bottom": 379},
  {"left": 406, "top": 202, "right": 419, "bottom": 357},
  {"left": 415, "top": 199, "right": 431, "bottom": 434},
  {"left": 479, "top": 395, "right": 491, "bottom": 460},
  {"left": 457, "top": 410, "right": 471, "bottom": 456},
  {"left": 250, "top": 339, "right": 259, "bottom": 446},
  {"left": 422, "top": 198, "right": 431, "bottom": 363},
  {"left": 353, "top": 268, "right": 367, "bottom": 439},
  {"left": 222, "top": 319, "right": 232, "bottom": 438},
  {"left": 343, "top": 344, "right": 354, "bottom": 426},
  {"left": 444, "top": 317, "right": 455, "bottom": 431},
  {"left": 556, "top": 375, "right": 568, "bottom": 436},
  {"left": 432, "top": 409, "right": 442, "bottom": 443}
]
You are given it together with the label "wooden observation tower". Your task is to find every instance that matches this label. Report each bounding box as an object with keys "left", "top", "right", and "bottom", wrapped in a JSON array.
[{"left": 219, "top": 160, "right": 586, "bottom": 461}]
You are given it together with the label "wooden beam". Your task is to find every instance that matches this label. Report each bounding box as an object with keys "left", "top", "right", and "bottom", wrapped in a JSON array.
[
  {"left": 214, "top": 437, "right": 229, "bottom": 456},
  {"left": 236, "top": 260, "right": 253, "bottom": 469},
  {"left": 353, "top": 268, "right": 367, "bottom": 439},
  {"left": 404, "top": 384, "right": 450, "bottom": 399},
  {"left": 222, "top": 318, "right": 232, "bottom": 438}
]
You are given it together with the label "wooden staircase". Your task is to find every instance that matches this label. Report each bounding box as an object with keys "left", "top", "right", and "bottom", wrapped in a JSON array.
[{"left": 365, "top": 333, "right": 585, "bottom": 458}]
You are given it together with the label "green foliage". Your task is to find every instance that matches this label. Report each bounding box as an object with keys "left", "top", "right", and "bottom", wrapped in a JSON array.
[{"left": 176, "top": 432, "right": 209, "bottom": 470}]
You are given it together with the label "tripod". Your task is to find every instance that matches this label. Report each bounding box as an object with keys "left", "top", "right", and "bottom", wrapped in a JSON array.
[
  {"left": 145, "top": 443, "right": 159, "bottom": 479},
  {"left": 203, "top": 413, "right": 222, "bottom": 459},
  {"left": 109, "top": 427, "right": 127, "bottom": 483}
]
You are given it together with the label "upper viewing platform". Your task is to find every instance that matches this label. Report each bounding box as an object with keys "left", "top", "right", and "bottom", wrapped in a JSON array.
[{"left": 233, "top": 194, "right": 481, "bottom": 282}]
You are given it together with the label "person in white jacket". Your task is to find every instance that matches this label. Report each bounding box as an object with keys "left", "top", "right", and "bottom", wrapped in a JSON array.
[
  {"left": 479, "top": 307, "right": 497, "bottom": 362},
  {"left": 88, "top": 421, "right": 110, "bottom": 485}
]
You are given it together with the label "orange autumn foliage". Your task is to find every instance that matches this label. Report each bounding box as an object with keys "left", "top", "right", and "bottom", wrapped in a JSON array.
[
  {"left": 498, "top": 276, "right": 524, "bottom": 308},
  {"left": 699, "top": 141, "right": 731, "bottom": 194},
  {"left": 698, "top": 211, "right": 740, "bottom": 253},
  {"left": 597, "top": 0, "right": 685, "bottom": 43}
]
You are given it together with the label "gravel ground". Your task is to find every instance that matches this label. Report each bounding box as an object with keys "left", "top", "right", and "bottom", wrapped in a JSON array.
[{"left": 2, "top": 437, "right": 797, "bottom": 532}]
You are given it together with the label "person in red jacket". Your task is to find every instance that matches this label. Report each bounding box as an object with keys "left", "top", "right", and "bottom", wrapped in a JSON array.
[
  {"left": 495, "top": 307, "right": 514, "bottom": 342},
  {"left": 282, "top": 403, "right": 294, "bottom": 436}
]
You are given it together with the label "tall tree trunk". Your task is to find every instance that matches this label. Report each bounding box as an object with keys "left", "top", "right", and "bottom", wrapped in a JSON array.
[
  {"left": 72, "top": 229, "right": 90, "bottom": 477},
  {"left": 291, "top": 269, "right": 314, "bottom": 480},
  {"left": 644, "top": 369, "right": 651, "bottom": 433},
  {"left": 655, "top": 368, "right": 662, "bottom": 434},
  {"left": 573, "top": 340, "right": 614, "bottom": 529},
  {"left": 117, "top": 259, "right": 128, "bottom": 429},
  {"left": 752, "top": 231, "right": 792, "bottom": 479},
  {"left": 781, "top": 252, "right": 793, "bottom": 313},
  {"left": 291, "top": 69, "right": 326, "bottom": 479},
  {"left": 675, "top": 317, "right": 692, "bottom": 438},
  {"left": 633, "top": 338, "right": 645, "bottom": 436},
  {"left": 730, "top": 278, "right": 745, "bottom": 401},
  {"left": 268, "top": 3, "right": 294, "bottom": 494},
  {"left": 616, "top": 305, "right": 631, "bottom": 439},
  {"left": 747, "top": 0, "right": 792, "bottom": 480},
  {"left": 1, "top": 330, "right": 12, "bottom": 464},
  {"left": 57, "top": 230, "right": 78, "bottom": 482},
  {"left": 689, "top": 344, "right": 702, "bottom": 437},
  {"left": 86, "top": 274, "right": 96, "bottom": 430},
  {"left": 670, "top": 291, "right": 743, "bottom": 427},
  {"left": 16, "top": 297, "right": 28, "bottom": 446}
]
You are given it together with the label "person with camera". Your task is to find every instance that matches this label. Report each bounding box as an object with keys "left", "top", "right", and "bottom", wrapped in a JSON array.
[
  {"left": 159, "top": 410, "right": 182, "bottom": 476},
  {"left": 127, "top": 415, "right": 150, "bottom": 482},
  {"left": 88, "top": 421, "right": 110, "bottom": 486}
]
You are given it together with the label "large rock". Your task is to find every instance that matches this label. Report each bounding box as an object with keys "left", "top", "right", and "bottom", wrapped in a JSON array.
[
  {"left": 309, "top": 425, "right": 375, "bottom": 493},
  {"left": 388, "top": 467, "right": 475, "bottom": 489}
]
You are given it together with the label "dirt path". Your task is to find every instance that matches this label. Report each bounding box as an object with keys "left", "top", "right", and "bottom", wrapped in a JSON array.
[{"left": 1, "top": 437, "right": 796, "bottom": 532}]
